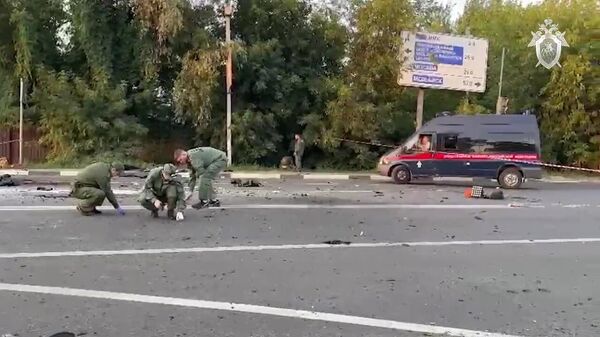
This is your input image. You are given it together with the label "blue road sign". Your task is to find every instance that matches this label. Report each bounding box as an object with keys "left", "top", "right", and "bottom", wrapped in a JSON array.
[
  {"left": 412, "top": 74, "right": 444, "bottom": 85},
  {"left": 414, "top": 42, "right": 464, "bottom": 66},
  {"left": 413, "top": 63, "right": 438, "bottom": 71}
]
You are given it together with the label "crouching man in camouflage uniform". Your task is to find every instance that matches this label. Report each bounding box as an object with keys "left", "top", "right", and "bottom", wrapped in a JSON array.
[
  {"left": 138, "top": 163, "right": 186, "bottom": 221},
  {"left": 70, "top": 162, "right": 125, "bottom": 216}
]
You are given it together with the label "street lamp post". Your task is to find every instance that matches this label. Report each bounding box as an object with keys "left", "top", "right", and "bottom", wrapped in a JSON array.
[{"left": 224, "top": 3, "right": 233, "bottom": 167}]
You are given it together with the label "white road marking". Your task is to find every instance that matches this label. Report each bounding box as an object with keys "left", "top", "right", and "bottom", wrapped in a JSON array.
[
  {"left": 0, "top": 282, "right": 523, "bottom": 337},
  {"left": 0, "top": 189, "right": 141, "bottom": 196},
  {"left": 1, "top": 238, "right": 599, "bottom": 259},
  {"left": 0, "top": 204, "right": 519, "bottom": 212},
  {"left": 293, "top": 190, "right": 376, "bottom": 193},
  {"left": 303, "top": 174, "right": 350, "bottom": 180},
  {"left": 369, "top": 175, "right": 391, "bottom": 181},
  {"left": 231, "top": 172, "right": 282, "bottom": 179},
  {"left": 1, "top": 187, "right": 378, "bottom": 196},
  {"left": 0, "top": 169, "right": 29, "bottom": 176}
]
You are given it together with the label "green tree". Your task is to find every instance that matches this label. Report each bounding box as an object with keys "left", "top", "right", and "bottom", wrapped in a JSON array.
[
  {"left": 9, "top": 0, "right": 64, "bottom": 79},
  {"left": 323, "top": 0, "right": 416, "bottom": 168},
  {"left": 33, "top": 69, "right": 147, "bottom": 163},
  {"left": 172, "top": 0, "right": 350, "bottom": 165}
]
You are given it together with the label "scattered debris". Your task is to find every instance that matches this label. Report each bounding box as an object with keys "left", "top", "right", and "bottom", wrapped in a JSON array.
[
  {"left": 323, "top": 240, "right": 351, "bottom": 245},
  {"left": 279, "top": 156, "right": 294, "bottom": 170},
  {"left": 488, "top": 190, "right": 504, "bottom": 200},
  {"left": 121, "top": 169, "right": 148, "bottom": 178},
  {"left": 0, "top": 174, "right": 19, "bottom": 187},
  {"left": 464, "top": 186, "right": 504, "bottom": 200},
  {"left": 231, "top": 179, "right": 263, "bottom": 187}
]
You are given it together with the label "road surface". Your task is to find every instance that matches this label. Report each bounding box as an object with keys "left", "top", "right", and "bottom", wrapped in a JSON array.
[{"left": 0, "top": 178, "right": 599, "bottom": 337}]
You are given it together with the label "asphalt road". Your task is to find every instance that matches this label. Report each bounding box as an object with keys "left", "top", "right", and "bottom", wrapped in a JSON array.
[{"left": 0, "top": 178, "right": 599, "bottom": 337}]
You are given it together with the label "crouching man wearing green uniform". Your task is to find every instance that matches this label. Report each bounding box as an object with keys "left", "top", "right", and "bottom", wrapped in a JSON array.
[
  {"left": 70, "top": 162, "right": 125, "bottom": 216},
  {"left": 138, "top": 164, "right": 186, "bottom": 221},
  {"left": 174, "top": 147, "right": 227, "bottom": 209}
]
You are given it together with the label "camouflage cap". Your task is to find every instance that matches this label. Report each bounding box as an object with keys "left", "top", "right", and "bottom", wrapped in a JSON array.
[
  {"left": 163, "top": 163, "right": 177, "bottom": 176},
  {"left": 111, "top": 162, "right": 125, "bottom": 172}
]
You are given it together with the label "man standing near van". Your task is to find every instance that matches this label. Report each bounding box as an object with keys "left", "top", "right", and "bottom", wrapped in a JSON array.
[
  {"left": 174, "top": 147, "right": 227, "bottom": 209},
  {"left": 294, "top": 134, "right": 305, "bottom": 171}
]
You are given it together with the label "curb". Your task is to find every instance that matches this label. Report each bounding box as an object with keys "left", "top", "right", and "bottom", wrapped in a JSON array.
[{"left": 0, "top": 169, "right": 384, "bottom": 181}]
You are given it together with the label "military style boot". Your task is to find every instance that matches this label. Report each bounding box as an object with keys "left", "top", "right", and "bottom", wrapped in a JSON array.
[
  {"left": 76, "top": 206, "right": 95, "bottom": 216},
  {"left": 192, "top": 200, "right": 210, "bottom": 209}
]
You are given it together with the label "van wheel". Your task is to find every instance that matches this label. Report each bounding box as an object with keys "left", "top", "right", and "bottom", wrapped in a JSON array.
[
  {"left": 499, "top": 167, "right": 523, "bottom": 189},
  {"left": 391, "top": 165, "right": 411, "bottom": 184}
]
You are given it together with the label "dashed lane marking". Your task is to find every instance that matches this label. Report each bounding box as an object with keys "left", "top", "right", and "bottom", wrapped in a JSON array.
[
  {"left": 0, "top": 282, "right": 523, "bottom": 337},
  {"left": 1, "top": 238, "right": 599, "bottom": 259},
  {"left": 0, "top": 204, "right": 519, "bottom": 212}
]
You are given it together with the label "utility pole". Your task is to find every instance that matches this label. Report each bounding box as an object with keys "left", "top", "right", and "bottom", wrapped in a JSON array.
[
  {"left": 496, "top": 47, "right": 506, "bottom": 114},
  {"left": 224, "top": 3, "right": 233, "bottom": 167},
  {"left": 19, "top": 78, "right": 24, "bottom": 166},
  {"left": 416, "top": 88, "right": 424, "bottom": 129}
]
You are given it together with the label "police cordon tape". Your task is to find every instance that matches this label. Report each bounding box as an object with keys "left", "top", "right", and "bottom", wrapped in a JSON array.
[
  {"left": 333, "top": 137, "right": 600, "bottom": 174},
  {"left": 0, "top": 139, "right": 20, "bottom": 146}
]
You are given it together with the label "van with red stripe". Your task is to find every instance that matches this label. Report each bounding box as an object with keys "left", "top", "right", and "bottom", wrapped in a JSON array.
[{"left": 377, "top": 114, "right": 542, "bottom": 189}]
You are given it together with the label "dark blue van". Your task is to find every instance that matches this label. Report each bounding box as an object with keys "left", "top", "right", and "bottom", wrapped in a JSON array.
[{"left": 377, "top": 114, "right": 542, "bottom": 189}]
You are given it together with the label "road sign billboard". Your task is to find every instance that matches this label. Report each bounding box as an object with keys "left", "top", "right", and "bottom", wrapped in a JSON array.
[{"left": 398, "top": 31, "right": 489, "bottom": 93}]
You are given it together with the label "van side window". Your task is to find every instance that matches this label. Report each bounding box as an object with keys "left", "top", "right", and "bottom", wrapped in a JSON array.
[{"left": 439, "top": 134, "right": 458, "bottom": 151}]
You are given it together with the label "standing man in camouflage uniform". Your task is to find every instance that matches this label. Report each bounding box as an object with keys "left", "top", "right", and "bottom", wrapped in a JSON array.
[
  {"left": 294, "top": 133, "right": 305, "bottom": 172},
  {"left": 70, "top": 162, "right": 126, "bottom": 216},
  {"left": 138, "top": 163, "right": 186, "bottom": 221},
  {"left": 174, "top": 147, "right": 227, "bottom": 209}
]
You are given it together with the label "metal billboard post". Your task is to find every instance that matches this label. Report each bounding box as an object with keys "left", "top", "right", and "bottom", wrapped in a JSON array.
[
  {"left": 416, "top": 88, "right": 424, "bottom": 129},
  {"left": 19, "top": 78, "right": 23, "bottom": 166},
  {"left": 496, "top": 47, "right": 506, "bottom": 114},
  {"left": 224, "top": 3, "right": 233, "bottom": 167}
]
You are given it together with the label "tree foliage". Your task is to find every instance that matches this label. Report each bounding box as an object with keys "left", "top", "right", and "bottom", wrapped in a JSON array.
[
  {"left": 0, "top": 0, "right": 597, "bottom": 168},
  {"left": 33, "top": 69, "right": 147, "bottom": 162}
]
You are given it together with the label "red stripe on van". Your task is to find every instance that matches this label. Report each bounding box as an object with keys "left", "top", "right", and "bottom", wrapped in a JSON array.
[{"left": 389, "top": 152, "right": 540, "bottom": 161}]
